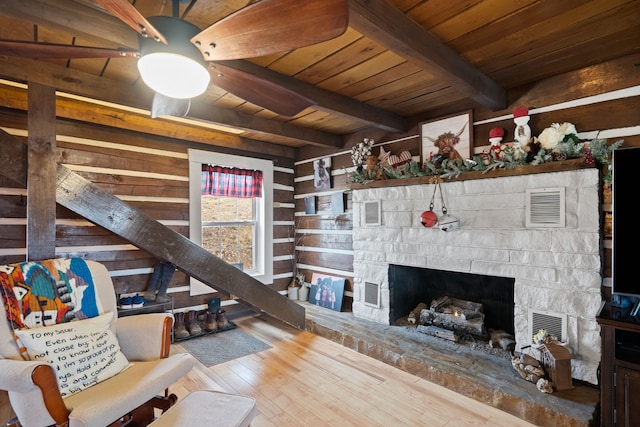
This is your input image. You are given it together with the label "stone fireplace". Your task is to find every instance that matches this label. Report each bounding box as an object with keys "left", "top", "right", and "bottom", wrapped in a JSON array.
[{"left": 351, "top": 166, "right": 602, "bottom": 384}]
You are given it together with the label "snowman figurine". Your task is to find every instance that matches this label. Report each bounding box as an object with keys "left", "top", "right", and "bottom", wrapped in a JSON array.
[
  {"left": 513, "top": 106, "right": 531, "bottom": 148},
  {"left": 489, "top": 127, "right": 505, "bottom": 158}
]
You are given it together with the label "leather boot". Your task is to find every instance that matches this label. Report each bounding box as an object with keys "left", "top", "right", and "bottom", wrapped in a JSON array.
[
  {"left": 143, "top": 262, "right": 163, "bottom": 302},
  {"left": 185, "top": 310, "right": 202, "bottom": 336},
  {"left": 155, "top": 262, "right": 175, "bottom": 303},
  {"left": 216, "top": 309, "right": 229, "bottom": 330},
  {"left": 173, "top": 312, "right": 189, "bottom": 339},
  {"left": 203, "top": 311, "right": 218, "bottom": 332}
]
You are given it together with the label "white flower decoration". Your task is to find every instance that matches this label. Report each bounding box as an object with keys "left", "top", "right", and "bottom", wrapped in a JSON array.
[
  {"left": 351, "top": 138, "right": 374, "bottom": 166},
  {"left": 537, "top": 122, "right": 578, "bottom": 150}
]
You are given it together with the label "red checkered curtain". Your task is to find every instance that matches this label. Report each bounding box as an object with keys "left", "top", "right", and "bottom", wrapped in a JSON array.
[{"left": 201, "top": 164, "right": 263, "bottom": 198}]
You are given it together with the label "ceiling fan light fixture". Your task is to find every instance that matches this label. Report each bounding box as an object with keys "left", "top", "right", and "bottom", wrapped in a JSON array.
[
  {"left": 138, "top": 52, "right": 210, "bottom": 99},
  {"left": 137, "top": 16, "right": 210, "bottom": 99}
]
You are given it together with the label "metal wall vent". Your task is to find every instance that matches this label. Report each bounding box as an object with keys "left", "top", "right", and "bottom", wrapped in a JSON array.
[
  {"left": 528, "top": 309, "right": 567, "bottom": 344},
  {"left": 526, "top": 187, "right": 565, "bottom": 228},
  {"left": 364, "top": 200, "right": 381, "bottom": 226},
  {"left": 364, "top": 281, "right": 380, "bottom": 307}
]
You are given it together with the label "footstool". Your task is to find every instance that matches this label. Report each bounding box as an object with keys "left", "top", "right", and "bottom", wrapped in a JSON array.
[{"left": 149, "top": 390, "right": 257, "bottom": 427}]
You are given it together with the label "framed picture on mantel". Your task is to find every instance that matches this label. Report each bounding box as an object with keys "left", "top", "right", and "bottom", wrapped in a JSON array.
[{"left": 420, "top": 110, "right": 473, "bottom": 164}]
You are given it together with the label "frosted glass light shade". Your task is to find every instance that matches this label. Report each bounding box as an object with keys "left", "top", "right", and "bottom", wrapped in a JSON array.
[{"left": 138, "top": 52, "right": 210, "bottom": 99}]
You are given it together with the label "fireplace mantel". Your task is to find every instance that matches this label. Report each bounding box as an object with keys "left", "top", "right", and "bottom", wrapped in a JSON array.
[{"left": 349, "top": 158, "right": 595, "bottom": 190}]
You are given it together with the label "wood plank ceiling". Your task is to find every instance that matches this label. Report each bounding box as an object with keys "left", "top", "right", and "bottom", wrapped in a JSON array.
[{"left": 0, "top": 0, "right": 638, "bottom": 149}]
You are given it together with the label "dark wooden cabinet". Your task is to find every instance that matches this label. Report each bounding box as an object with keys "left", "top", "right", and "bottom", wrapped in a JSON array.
[{"left": 597, "top": 302, "right": 640, "bottom": 427}]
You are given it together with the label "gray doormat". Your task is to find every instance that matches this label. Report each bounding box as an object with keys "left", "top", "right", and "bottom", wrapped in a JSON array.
[{"left": 180, "top": 328, "right": 272, "bottom": 366}]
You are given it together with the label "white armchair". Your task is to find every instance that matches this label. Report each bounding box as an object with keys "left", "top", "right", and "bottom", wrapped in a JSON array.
[{"left": 0, "top": 259, "right": 195, "bottom": 427}]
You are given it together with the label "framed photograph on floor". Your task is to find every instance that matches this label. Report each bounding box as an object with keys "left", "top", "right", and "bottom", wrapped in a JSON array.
[
  {"left": 313, "top": 157, "right": 331, "bottom": 191},
  {"left": 309, "top": 273, "right": 345, "bottom": 312},
  {"left": 420, "top": 110, "right": 473, "bottom": 164}
]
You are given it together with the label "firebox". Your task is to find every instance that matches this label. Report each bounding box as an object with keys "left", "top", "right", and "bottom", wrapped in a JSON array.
[{"left": 388, "top": 264, "right": 515, "bottom": 335}]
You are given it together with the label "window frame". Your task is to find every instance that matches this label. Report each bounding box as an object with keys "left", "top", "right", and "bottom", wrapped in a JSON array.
[{"left": 188, "top": 150, "right": 273, "bottom": 294}]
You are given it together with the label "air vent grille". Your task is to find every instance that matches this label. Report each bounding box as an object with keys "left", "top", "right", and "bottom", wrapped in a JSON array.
[
  {"left": 529, "top": 309, "right": 567, "bottom": 344},
  {"left": 364, "top": 201, "right": 381, "bottom": 226},
  {"left": 364, "top": 282, "right": 380, "bottom": 307},
  {"left": 526, "top": 187, "right": 565, "bottom": 228}
]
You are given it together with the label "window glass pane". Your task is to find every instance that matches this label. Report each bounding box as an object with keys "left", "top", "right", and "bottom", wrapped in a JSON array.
[
  {"left": 201, "top": 196, "right": 218, "bottom": 221},
  {"left": 238, "top": 225, "right": 253, "bottom": 246},
  {"left": 202, "top": 226, "right": 220, "bottom": 249},
  {"left": 237, "top": 198, "right": 253, "bottom": 221},
  {"left": 221, "top": 248, "right": 239, "bottom": 264},
  {"left": 218, "top": 197, "right": 237, "bottom": 221},
  {"left": 240, "top": 248, "right": 253, "bottom": 270},
  {"left": 221, "top": 225, "right": 238, "bottom": 246}
]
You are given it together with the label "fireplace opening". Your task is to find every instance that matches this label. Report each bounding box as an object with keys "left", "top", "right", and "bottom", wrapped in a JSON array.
[{"left": 388, "top": 265, "right": 515, "bottom": 335}]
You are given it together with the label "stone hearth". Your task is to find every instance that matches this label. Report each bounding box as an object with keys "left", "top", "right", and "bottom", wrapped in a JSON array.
[
  {"left": 350, "top": 167, "right": 602, "bottom": 385},
  {"left": 304, "top": 302, "right": 599, "bottom": 427}
]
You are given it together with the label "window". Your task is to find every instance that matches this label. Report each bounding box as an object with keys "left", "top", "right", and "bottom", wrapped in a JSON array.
[{"left": 189, "top": 150, "right": 273, "bottom": 294}]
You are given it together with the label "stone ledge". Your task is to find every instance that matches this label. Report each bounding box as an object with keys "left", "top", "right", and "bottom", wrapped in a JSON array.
[
  {"left": 349, "top": 158, "right": 595, "bottom": 190},
  {"left": 304, "top": 303, "right": 599, "bottom": 427}
]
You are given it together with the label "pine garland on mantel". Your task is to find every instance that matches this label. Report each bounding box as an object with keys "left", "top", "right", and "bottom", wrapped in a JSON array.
[{"left": 348, "top": 131, "right": 623, "bottom": 189}]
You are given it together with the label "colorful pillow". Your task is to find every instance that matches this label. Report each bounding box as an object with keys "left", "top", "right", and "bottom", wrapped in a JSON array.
[{"left": 14, "top": 312, "right": 131, "bottom": 397}]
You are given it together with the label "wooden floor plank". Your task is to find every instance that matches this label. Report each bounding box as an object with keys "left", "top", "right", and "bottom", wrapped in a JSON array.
[{"left": 169, "top": 313, "right": 538, "bottom": 427}]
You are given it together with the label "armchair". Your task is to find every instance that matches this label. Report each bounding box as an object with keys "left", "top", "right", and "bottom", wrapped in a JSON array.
[{"left": 0, "top": 259, "right": 195, "bottom": 427}]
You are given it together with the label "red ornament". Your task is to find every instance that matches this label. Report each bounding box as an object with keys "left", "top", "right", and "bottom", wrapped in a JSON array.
[{"left": 421, "top": 210, "right": 438, "bottom": 228}]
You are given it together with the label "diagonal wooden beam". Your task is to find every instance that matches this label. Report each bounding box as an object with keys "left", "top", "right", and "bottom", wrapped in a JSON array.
[
  {"left": 55, "top": 164, "right": 305, "bottom": 329},
  {"left": 0, "top": 128, "right": 28, "bottom": 187},
  {"left": 348, "top": 0, "right": 506, "bottom": 110}
]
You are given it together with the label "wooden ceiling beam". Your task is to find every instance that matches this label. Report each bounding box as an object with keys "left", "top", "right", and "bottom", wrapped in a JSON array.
[
  {"left": 348, "top": 0, "right": 507, "bottom": 111},
  {"left": 216, "top": 60, "right": 408, "bottom": 133},
  {"left": 0, "top": 0, "right": 406, "bottom": 136}
]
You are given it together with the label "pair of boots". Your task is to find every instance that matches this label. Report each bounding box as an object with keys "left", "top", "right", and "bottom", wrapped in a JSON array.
[
  {"left": 203, "top": 309, "right": 228, "bottom": 332},
  {"left": 174, "top": 311, "right": 201, "bottom": 339},
  {"left": 144, "top": 261, "right": 175, "bottom": 303}
]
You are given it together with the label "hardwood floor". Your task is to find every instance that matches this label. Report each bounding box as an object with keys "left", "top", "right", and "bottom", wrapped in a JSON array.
[{"left": 170, "top": 313, "right": 538, "bottom": 427}]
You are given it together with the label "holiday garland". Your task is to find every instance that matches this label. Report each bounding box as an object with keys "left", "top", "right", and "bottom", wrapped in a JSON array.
[{"left": 348, "top": 128, "right": 623, "bottom": 185}]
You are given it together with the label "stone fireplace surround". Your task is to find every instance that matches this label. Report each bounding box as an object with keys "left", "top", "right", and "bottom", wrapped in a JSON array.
[{"left": 351, "top": 166, "right": 602, "bottom": 384}]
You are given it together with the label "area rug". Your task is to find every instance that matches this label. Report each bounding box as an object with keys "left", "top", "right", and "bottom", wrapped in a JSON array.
[{"left": 180, "top": 328, "right": 272, "bottom": 367}]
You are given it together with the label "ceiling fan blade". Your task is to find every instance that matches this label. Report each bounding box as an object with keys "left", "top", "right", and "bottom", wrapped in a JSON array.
[
  {"left": 192, "top": 0, "right": 348, "bottom": 61},
  {"left": 151, "top": 92, "right": 191, "bottom": 118},
  {"left": 210, "top": 62, "right": 316, "bottom": 117},
  {"left": 0, "top": 39, "right": 139, "bottom": 59},
  {"left": 94, "top": 0, "right": 167, "bottom": 44}
]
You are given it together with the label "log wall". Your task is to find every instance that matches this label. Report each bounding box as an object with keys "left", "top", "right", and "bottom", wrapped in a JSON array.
[{"left": 0, "top": 109, "right": 296, "bottom": 311}]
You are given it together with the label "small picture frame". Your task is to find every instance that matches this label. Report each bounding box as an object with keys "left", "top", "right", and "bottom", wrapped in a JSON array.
[
  {"left": 309, "top": 273, "right": 346, "bottom": 312},
  {"left": 313, "top": 157, "right": 331, "bottom": 191},
  {"left": 420, "top": 110, "right": 473, "bottom": 164}
]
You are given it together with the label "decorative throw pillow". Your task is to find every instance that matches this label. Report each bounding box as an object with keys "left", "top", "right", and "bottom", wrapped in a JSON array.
[{"left": 14, "top": 312, "right": 131, "bottom": 397}]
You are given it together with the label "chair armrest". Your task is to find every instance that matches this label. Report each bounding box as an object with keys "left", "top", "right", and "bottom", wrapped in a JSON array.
[
  {"left": 116, "top": 313, "right": 174, "bottom": 360},
  {"left": 0, "top": 359, "right": 46, "bottom": 393},
  {"left": 0, "top": 359, "right": 69, "bottom": 426}
]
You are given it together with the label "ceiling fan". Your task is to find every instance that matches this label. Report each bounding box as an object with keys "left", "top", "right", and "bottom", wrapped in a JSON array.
[{"left": 0, "top": 0, "right": 349, "bottom": 117}]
